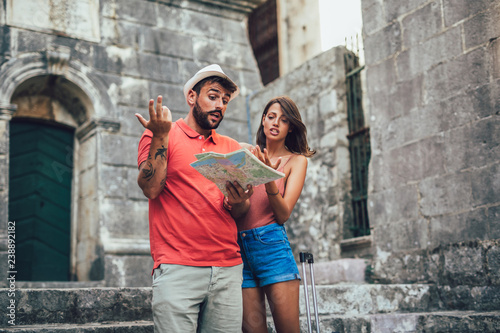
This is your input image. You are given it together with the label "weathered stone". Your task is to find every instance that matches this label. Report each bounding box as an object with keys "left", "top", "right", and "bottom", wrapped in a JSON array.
[
  {"left": 78, "top": 167, "right": 97, "bottom": 199},
  {"left": 365, "top": 58, "right": 397, "bottom": 95},
  {"left": 370, "top": 76, "right": 424, "bottom": 150},
  {"left": 368, "top": 185, "right": 419, "bottom": 225},
  {"left": 470, "top": 80, "right": 500, "bottom": 119},
  {"left": 184, "top": 10, "right": 225, "bottom": 40},
  {"left": 487, "top": 245, "right": 500, "bottom": 285},
  {"left": 402, "top": 1, "right": 442, "bottom": 48},
  {"left": 0, "top": 190, "right": 7, "bottom": 232},
  {"left": 99, "top": 133, "right": 137, "bottom": 167},
  {"left": 397, "top": 26, "right": 462, "bottom": 80},
  {"left": 471, "top": 162, "right": 500, "bottom": 207},
  {"left": 0, "top": 287, "right": 153, "bottom": 326},
  {"left": 488, "top": 205, "right": 500, "bottom": 239},
  {"left": 100, "top": 165, "right": 128, "bottom": 198},
  {"left": 464, "top": 4, "right": 500, "bottom": 49},
  {"left": 147, "top": 81, "right": 185, "bottom": 113},
  {"left": 363, "top": 22, "right": 402, "bottom": 64},
  {"left": 93, "top": 45, "right": 140, "bottom": 77},
  {"left": 102, "top": 0, "right": 157, "bottom": 25},
  {"left": 312, "top": 259, "right": 367, "bottom": 285},
  {"left": 371, "top": 313, "right": 419, "bottom": 332},
  {"left": 419, "top": 171, "right": 472, "bottom": 217},
  {"left": 0, "top": 1, "right": 4, "bottom": 26},
  {"left": 376, "top": 218, "right": 429, "bottom": 252},
  {"left": 387, "top": 136, "right": 445, "bottom": 185},
  {"left": 99, "top": 198, "right": 149, "bottom": 239},
  {"left": 429, "top": 209, "right": 490, "bottom": 248},
  {"left": 361, "top": 0, "right": 387, "bottom": 35},
  {"left": 438, "top": 285, "right": 500, "bottom": 311},
  {"left": 141, "top": 29, "right": 194, "bottom": 60},
  {"left": 104, "top": 255, "right": 153, "bottom": 287},
  {"left": 384, "top": 0, "right": 429, "bottom": 22},
  {"left": 15, "top": 29, "right": 55, "bottom": 53},
  {"left": 492, "top": 39, "right": 500, "bottom": 80},
  {"left": 444, "top": 117, "right": 500, "bottom": 173},
  {"left": 7, "top": 0, "right": 100, "bottom": 42},
  {"left": 443, "top": 244, "right": 485, "bottom": 286},
  {"left": 442, "top": 0, "right": 498, "bottom": 27},
  {"left": 424, "top": 47, "right": 489, "bottom": 104},
  {"left": 193, "top": 37, "right": 255, "bottom": 70}
]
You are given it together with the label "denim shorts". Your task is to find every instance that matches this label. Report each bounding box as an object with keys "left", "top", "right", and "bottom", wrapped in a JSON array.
[{"left": 238, "top": 223, "right": 301, "bottom": 288}]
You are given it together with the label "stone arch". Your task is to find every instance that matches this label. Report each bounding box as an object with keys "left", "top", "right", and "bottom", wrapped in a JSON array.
[
  {"left": 0, "top": 51, "right": 115, "bottom": 119},
  {"left": 1, "top": 51, "right": 118, "bottom": 282}
]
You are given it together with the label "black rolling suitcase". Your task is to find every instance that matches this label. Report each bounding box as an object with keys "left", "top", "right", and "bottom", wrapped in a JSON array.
[{"left": 299, "top": 252, "right": 320, "bottom": 333}]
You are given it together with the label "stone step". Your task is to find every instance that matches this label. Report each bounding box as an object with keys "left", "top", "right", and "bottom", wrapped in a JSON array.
[
  {"left": 1, "top": 284, "right": 498, "bottom": 327},
  {"left": 295, "top": 311, "right": 500, "bottom": 333},
  {"left": 299, "top": 283, "right": 500, "bottom": 315},
  {"left": 0, "top": 321, "right": 153, "bottom": 332},
  {"left": 2, "top": 311, "right": 498, "bottom": 333},
  {"left": 301, "top": 258, "right": 368, "bottom": 285},
  {"left": 0, "top": 287, "right": 152, "bottom": 327}
]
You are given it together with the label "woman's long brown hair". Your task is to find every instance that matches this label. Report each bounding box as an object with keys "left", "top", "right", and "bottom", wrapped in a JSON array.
[{"left": 256, "top": 96, "right": 316, "bottom": 157}]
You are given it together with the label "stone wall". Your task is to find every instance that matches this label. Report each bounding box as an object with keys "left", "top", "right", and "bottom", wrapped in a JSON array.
[
  {"left": 0, "top": 0, "right": 264, "bottom": 287},
  {"left": 248, "top": 46, "right": 353, "bottom": 261},
  {"left": 361, "top": 0, "right": 499, "bottom": 284}
]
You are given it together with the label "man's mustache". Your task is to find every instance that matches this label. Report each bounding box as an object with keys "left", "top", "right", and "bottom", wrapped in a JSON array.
[{"left": 208, "top": 110, "right": 222, "bottom": 118}]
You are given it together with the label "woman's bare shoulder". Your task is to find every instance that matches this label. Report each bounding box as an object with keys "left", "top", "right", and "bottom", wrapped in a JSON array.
[
  {"left": 284, "top": 153, "right": 307, "bottom": 172},
  {"left": 290, "top": 153, "right": 307, "bottom": 164}
]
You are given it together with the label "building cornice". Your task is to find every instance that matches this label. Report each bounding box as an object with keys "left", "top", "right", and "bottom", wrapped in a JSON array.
[{"left": 190, "top": 0, "right": 266, "bottom": 13}]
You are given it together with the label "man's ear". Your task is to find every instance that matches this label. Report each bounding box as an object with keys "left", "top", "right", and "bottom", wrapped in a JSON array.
[{"left": 187, "top": 89, "right": 197, "bottom": 106}]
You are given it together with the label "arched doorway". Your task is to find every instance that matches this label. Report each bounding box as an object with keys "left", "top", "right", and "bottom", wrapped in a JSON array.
[
  {"left": 8, "top": 74, "right": 90, "bottom": 281},
  {"left": 9, "top": 118, "right": 74, "bottom": 281}
]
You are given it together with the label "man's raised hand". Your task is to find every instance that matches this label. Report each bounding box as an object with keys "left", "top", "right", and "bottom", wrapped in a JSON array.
[{"left": 135, "top": 95, "right": 172, "bottom": 138}]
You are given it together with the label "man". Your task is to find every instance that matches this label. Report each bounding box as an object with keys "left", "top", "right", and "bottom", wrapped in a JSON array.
[{"left": 136, "top": 64, "right": 253, "bottom": 332}]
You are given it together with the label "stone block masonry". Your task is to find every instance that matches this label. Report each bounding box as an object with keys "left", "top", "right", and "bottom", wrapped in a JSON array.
[
  {"left": 361, "top": 0, "right": 500, "bottom": 287},
  {"left": 0, "top": 0, "right": 264, "bottom": 287}
]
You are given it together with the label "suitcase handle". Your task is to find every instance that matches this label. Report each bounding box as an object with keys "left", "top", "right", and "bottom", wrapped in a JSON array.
[
  {"left": 300, "top": 252, "right": 320, "bottom": 333},
  {"left": 300, "top": 252, "right": 314, "bottom": 263}
]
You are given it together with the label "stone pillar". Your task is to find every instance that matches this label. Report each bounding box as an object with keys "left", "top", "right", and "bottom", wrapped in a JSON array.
[
  {"left": 0, "top": 104, "right": 17, "bottom": 287},
  {"left": 72, "top": 117, "right": 120, "bottom": 283}
]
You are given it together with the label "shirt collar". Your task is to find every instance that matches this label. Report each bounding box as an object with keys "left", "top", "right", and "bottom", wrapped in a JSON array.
[{"left": 177, "top": 118, "right": 219, "bottom": 144}]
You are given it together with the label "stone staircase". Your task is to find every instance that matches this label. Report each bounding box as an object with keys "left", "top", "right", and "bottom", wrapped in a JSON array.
[{"left": 1, "top": 260, "right": 499, "bottom": 332}]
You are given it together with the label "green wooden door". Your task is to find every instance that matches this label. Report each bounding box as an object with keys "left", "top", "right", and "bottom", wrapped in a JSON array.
[{"left": 9, "top": 119, "right": 74, "bottom": 281}]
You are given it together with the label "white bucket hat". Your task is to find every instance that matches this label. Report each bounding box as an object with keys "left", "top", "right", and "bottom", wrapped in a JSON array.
[{"left": 183, "top": 64, "right": 240, "bottom": 101}]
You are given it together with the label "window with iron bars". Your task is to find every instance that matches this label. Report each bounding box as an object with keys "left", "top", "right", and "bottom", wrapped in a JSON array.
[{"left": 344, "top": 51, "right": 371, "bottom": 238}]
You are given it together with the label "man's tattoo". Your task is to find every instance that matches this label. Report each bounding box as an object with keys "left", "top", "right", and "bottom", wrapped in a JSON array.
[
  {"left": 160, "top": 174, "right": 167, "bottom": 187},
  {"left": 142, "top": 161, "right": 156, "bottom": 181},
  {"left": 155, "top": 145, "right": 167, "bottom": 160}
]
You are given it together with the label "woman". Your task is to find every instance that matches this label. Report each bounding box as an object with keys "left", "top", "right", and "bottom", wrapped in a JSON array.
[{"left": 227, "top": 96, "right": 315, "bottom": 332}]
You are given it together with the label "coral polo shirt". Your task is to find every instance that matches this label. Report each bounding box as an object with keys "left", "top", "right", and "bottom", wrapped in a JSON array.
[{"left": 137, "top": 119, "right": 242, "bottom": 271}]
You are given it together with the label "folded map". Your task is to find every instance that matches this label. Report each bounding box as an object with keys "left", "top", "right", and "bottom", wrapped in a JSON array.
[{"left": 190, "top": 148, "right": 285, "bottom": 196}]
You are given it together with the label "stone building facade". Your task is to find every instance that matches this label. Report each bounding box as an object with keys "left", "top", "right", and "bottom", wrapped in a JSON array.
[
  {"left": 0, "top": 0, "right": 267, "bottom": 287},
  {"left": 0, "top": 2, "right": 498, "bottom": 318},
  {"left": 361, "top": 0, "right": 499, "bottom": 297},
  {"left": 0, "top": 0, "right": 365, "bottom": 288}
]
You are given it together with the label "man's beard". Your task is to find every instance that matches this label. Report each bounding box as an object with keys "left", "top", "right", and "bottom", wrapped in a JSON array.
[{"left": 193, "top": 100, "right": 223, "bottom": 130}]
